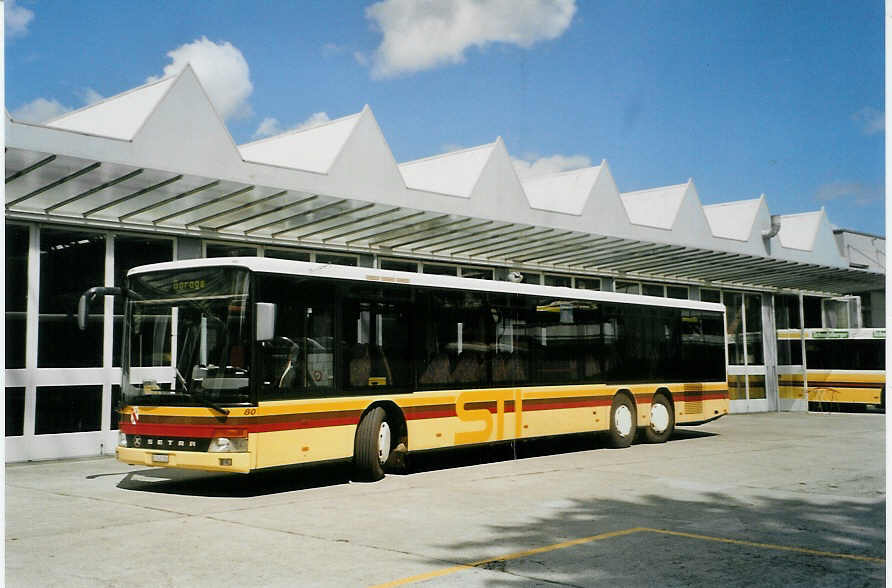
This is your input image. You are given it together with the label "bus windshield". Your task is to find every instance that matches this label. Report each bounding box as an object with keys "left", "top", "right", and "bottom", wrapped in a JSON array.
[{"left": 122, "top": 267, "right": 252, "bottom": 407}]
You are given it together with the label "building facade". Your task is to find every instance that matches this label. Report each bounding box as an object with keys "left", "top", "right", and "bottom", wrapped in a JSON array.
[{"left": 4, "top": 68, "right": 884, "bottom": 461}]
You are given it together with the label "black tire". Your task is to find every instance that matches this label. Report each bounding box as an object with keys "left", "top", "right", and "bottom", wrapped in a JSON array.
[
  {"left": 352, "top": 407, "right": 393, "bottom": 482},
  {"left": 607, "top": 394, "right": 637, "bottom": 448},
  {"left": 642, "top": 393, "right": 674, "bottom": 444}
]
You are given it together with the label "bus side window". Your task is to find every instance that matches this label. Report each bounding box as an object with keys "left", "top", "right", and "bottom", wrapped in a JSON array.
[
  {"left": 342, "top": 288, "right": 411, "bottom": 390},
  {"left": 256, "top": 275, "right": 335, "bottom": 400}
]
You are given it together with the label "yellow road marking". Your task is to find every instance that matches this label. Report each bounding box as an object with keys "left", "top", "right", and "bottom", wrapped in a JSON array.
[
  {"left": 373, "top": 526, "right": 884, "bottom": 587},
  {"left": 370, "top": 527, "right": 644, "bottom": 587},
  {"left": 640, "top": 528, "right": 885, "bottom": 564}
]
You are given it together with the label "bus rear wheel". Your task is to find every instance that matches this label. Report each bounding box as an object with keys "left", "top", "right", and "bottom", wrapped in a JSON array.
[
  {"left": 642, "top": 393, "right": 674, "bottom": 444},
  {"left": 352, "top": 407, "right": 394, "bottom": 482},
  {"left": 607, "top": 394, "right": 637, "bottom": 448}
]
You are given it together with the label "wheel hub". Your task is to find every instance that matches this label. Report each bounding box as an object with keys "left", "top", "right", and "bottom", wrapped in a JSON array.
[
  {"left": 650, "top": 402, "right": 670, "bottom": 433},
  {"left": 377, "top": 421, "right": 391, "bottom": 464},
  {"left": 614, "top": 405, "right": 633, "bottom": 437}
]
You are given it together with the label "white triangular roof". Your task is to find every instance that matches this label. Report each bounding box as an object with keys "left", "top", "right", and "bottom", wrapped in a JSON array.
[
  {"left": 238, "top": 110, "right": 363, "bottom": 174},
  {"left": 703, "top": 196, "right": 764, "bottom": 241},
  {"left": 776, "top": 210, "right": 824, "bottom": 251},
  {"left": 399, "top": 142, "right": 495, "bottom": 198},
  {"left": 45, "top": 75, "right": 177, "bottom": 140},
  {"left": 522, "top": 165, "right": 602, "bottom": 215},
  {"left": 620, "top": 182, "right": 688, "bottom": 229}
]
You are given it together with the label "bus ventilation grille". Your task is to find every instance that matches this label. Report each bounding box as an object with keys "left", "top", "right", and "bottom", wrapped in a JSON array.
[{"left": 683, "top": 383, "right": 704, "bottom": 415}]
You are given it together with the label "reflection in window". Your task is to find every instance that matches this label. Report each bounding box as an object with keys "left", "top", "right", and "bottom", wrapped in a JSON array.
[
  {"left": 642, "top": 283, "right": 664, "bottom": 297},
  {"left": 205, "top": 243, "right": 258, "bottom": 257},
  {"left": 805, "top": 340, "right": 885, "bottom": 370},
  {"left": 111, "top": 385, "right": 122, "bottom": 430},
  {"left": 113, "top": 235, "right": 173, "bottom": 366},
  {"left": 36, "top": 385, "right": 102, "bottom": 434},
  {"left": 417, "top": 290, "right": 489, "bottom": 387},
  {"left": 422, "top": 264, "right": 457, "bottom": 276},
  {"left": 574, "top": 277, "right": 600, "bottom": 291},
  {"left": 380, "top": 259, "right": 418, "bottom": 272},
  {"left": 728, "top": 374, "right": 747, "bottom": 400},
  {"left": 700, "top": 289, "right": 721, "bottom": 303},
  {"left": 6, "top": 225, "right": 28, "bottom": 369},
  {"left": 544, "top": 275, "right": 571, "bottom": 288},
  {"left": 775, "top": 294, "right": 802, "bottom": 366},
  {"left": 615, "top": 281, "right": 640, "bottom": 295},
  {"left": 257, "top": 277, "right": 336, "bottom": 400},
  {"left": 38, "top": 228, "right": 106, "bottom": 368},
  {"left": 745, "top": 294, "right": 764, "bottom": 365},
  {"left": 316, "top": 253, "right": 357, "bottom": 266},
  {"left": 265, "top": 249, "right": 311, "bottom": 262},
  {"left": 803, "top": 296, "right": 822, "bottom": 328},
  {"left": 774, "top": 295, "right": 800, "bottom": 329},
  {"left": 747, "top": 374, "right": 766, "bottom": 400},
  {"left": 521, "top": 298, "right": 604, "bottom": 384},
  {"left": 725, "top": 292, "right": 744, "bottom": 365},
  {"left": 343, "top": 288, "right": 411, "bottom": 390},
  {"left": 6, "top": 387, "right": 25, "bottom": 436},
  {"left": 460, "top": 266, "right": 493, "bottom": 280}
]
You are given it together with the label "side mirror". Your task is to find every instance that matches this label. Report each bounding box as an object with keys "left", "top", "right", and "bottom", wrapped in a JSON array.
[
  {"left": 255, "top": 302, "right": 276, "bottom": 341},
  {"left": 77, "top": 287, "right": 123, "bottom": 330}
]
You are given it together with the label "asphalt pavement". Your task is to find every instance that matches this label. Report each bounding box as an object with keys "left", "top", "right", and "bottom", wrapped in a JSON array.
[{"left": 5, "top": 411, "right": 885, "bottom": 587}]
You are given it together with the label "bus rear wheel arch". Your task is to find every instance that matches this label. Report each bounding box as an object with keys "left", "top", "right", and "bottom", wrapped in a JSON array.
[
  {"left": 642, "top": 391, "right": 675, "bottom": 444},
  {"left": 607, "top": 392, "right": 637, "bottom": 448}
]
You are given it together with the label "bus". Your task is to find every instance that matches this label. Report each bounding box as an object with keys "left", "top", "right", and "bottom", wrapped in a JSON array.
[
  {"left": 778, "top": 328, "right": 885, "bottom": 411},
  {"left": 79, "top": 258, "right": 729, "bottom": 481}
]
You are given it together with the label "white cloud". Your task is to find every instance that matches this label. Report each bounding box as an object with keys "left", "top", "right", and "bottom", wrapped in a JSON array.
[
  {"left": 253, "top": 117, "right": 283, "bottom": 139},
  {"left": 365, "top": 0, "right": 576, "bottom": 78},
  {"left": 353, "top": 51, "right": 370, "bottom": 67},
  {"left": 512, "top": 153, "right": 592, "bottom": 178},
  {"left": 148, "top": 36, "right": 253, "bottom": 120},
  {"left": 79, "top": 87, "right": 104, "bottom": 106},
  {"left": 852, "top": 107, "right": 884, "bottom": 135},
  {"left": 815, "top": 181, "right": 883, "bottom": 207},
  {"left": 252, "top": 112, "right": 331, "bottom": 139},
  {"left": 5, "top": 0, "right": 34, "bottom": 39},
  {"left": 11, "top": 97, "right": 70, "bottom": 123},
  {"left": 11, "top": 87, "right": 104, "bottom": 123},
  {"left": 295, "top": 112, "right": 332, "bottom": 131}
]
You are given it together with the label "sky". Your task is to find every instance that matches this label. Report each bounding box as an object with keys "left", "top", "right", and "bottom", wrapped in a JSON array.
[{"left": 5, "top": 0, "right": 885, "bottom": 235}]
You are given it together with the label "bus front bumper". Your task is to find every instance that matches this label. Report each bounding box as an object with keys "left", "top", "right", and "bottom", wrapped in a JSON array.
[{"left": 116, "top": 447, "right": 252, "bottom": 473}]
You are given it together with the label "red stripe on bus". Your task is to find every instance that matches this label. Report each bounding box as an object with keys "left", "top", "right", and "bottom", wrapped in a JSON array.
[
  {"left": 523, "top": 396, "right": 611, "bottom": 411},
  {"left": 120, "top": 388, "right": 730, "bottom": 435}
]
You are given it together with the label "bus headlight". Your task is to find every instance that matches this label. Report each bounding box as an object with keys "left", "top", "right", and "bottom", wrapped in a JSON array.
[
  {"left": 208, "top": 437, "right": 248, "bottom": 452},
  {"left": 118, "top": 432, "right": 128, "bottom": 447}
]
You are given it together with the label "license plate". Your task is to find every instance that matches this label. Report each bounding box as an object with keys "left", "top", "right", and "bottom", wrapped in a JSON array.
[{"left": 151, "top": 454, "right": 169, "bottom": 464}]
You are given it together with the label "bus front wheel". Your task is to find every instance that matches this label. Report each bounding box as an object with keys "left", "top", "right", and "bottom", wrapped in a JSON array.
[
  {"left": 642, "top": 393, "right": 674, "bottom": 444},
  {"left": 353, "top": 407, "right": 394, "bottom": 482},
  {"left": 607, "top": 394, "right": 637, "bottom": 448}
]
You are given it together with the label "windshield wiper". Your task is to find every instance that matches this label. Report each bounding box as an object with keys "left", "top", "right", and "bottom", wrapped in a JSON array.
[
  {"left": 190, "top": 393, "right": 230, "bottom": 416},
  {"left": 172, "top": 369, "right": 230, "bottom": 416}
]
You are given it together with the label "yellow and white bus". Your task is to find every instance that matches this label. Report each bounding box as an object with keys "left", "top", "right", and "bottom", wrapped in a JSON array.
[
  {"left": 80, "top": 258, "right": 728, "bottom": 481},
  {"left": 787, "top": 328, "right": 885, "bottom": 411}
]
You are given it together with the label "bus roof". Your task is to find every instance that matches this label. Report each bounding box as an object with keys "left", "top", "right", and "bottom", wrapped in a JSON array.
[{"left": 128, "top": 257, "right": 726, "bottom": 314}]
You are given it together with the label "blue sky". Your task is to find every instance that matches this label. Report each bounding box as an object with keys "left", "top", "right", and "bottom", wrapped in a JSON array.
[{"left": 6, "top": 0, "right": 885, "bottom": 235}]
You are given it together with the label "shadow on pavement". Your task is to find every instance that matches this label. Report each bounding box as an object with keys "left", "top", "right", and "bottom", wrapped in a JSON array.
[
  {"left": 406, "top": 428, "right": 715, "bottom": 475},
  {"left": 108, "top": 427, "right": 716, "bottom": 498},
  {"left": 115, "top": 461, "right": 352, "bottom": 497},
  {"left": 422, "top": 493, "right": 886, "bottom": 587}
]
